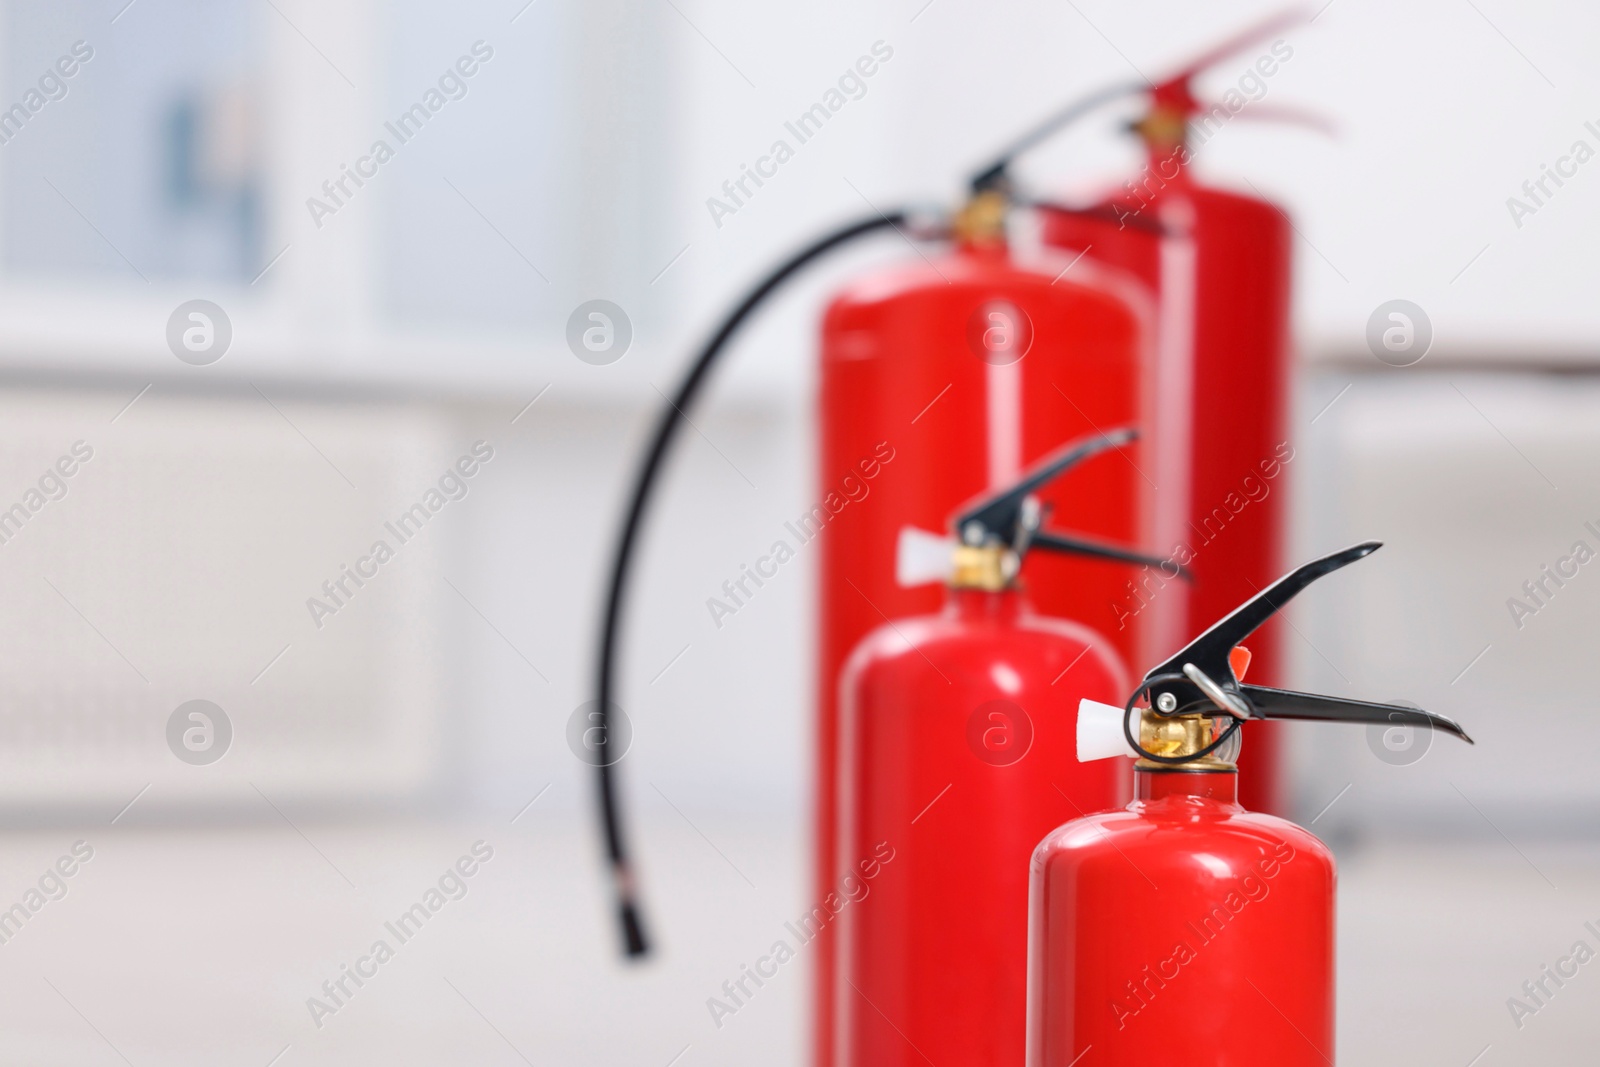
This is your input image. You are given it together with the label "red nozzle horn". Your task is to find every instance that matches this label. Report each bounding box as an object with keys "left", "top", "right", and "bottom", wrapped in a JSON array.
[
  {"left": 1191, "top": 101, "right": 1336, "bottom": 136},
  {"left": 1150, "top": 5, "right": 1313, "bottom": 113}
]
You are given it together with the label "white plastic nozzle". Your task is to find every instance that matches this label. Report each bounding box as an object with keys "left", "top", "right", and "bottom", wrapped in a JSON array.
[
  {"left": 1077, "top": 698, "right": 1137, "bottom": 762},
  {"left": 896, "top": 526, "right": 955, "bottom": 588}
]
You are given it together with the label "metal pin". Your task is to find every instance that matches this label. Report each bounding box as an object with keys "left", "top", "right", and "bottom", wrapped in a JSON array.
[{"left": 1181, "top": 663, "right": 1252, "bottom": 720}]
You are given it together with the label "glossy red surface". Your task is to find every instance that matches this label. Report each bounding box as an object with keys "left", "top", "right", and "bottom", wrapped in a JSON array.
[
  {"left": 814, "top": 240, "right": 1159, "bottom": 1067},
  {"left": 1044, "top": 165, "right": 1294, "bottom": 816},
  {"left": 834, "top": 586, "right": 1130, "bottom": 1067},
  {"left": 1026, "top": 768, "right": 1335, "bottom": 1066}
]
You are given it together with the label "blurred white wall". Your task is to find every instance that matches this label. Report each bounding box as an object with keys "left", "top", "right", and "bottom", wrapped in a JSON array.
[
  {"left": 577, "top": 0, "right": 1600, "bottom": 833},
  {"left": 0, "top": 0, "right": 1595, "bottom": 832},
  {"left": 0, "top": 387, "right": 454, "bottom": 811},
  {"left": 0, "top": 2, "right": 1598, "bottom": 1065},
  {"left": 1290, "top": 368, "right": 1600, "bottom": 837}
]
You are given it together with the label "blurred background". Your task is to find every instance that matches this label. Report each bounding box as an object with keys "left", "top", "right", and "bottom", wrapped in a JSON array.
[{"left": 0, "top": 0, "right": 1595, "bottom": 1063}]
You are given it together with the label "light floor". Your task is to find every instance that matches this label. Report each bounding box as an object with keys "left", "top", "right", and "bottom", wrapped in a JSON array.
[{"left": 0, "top": 809, "right": 1590, "bottom": 1065}]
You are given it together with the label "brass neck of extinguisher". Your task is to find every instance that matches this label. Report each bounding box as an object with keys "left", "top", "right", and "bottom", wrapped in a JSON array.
[
  {"left": 947, "top": 544, "right": 1018, "bottom": 591},
  {"left": 952, "top": 189, "right": 1009, "bottom": 247},
  {"left": 1134, "top": 709, "right": 1239, "bottom": 773},
  {"left": 1133, "top": 103, "right": 1189, "bottom": 153}
]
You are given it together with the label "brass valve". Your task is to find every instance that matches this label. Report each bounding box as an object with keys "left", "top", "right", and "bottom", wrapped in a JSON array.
[
  {"left": 948, "top": 544, "right": 1017, "bottom": 592},
  {"left": 1132, "top": 105, "right": 1188, "bottom": 151},
  {"left": 1135, "top": 710, "right": 1237, "bottom": 772},
  {"left": 952, "top": 189, "right": 1009, "bottom": 247}
]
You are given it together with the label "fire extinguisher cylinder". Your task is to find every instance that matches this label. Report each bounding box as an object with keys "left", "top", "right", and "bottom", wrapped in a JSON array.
[
  {"left": 836, "top": 430, "right": 1181, "bottom": 1067},
  {"left": 1026, "top": 541, "right": 1472, "bottom": 1066}
]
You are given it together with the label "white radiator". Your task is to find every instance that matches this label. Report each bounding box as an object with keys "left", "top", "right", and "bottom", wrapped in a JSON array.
[{"left": 0, "top": 386, "right": 459, "bottom": 811}]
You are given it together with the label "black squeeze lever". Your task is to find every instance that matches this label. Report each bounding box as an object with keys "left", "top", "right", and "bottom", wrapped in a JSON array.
[
  {"left": 1143, "top": 541, "right": 1473, "bottom": 743},
  {"left": 952, "top": 427, "right": 1191, "bottom": 578}
]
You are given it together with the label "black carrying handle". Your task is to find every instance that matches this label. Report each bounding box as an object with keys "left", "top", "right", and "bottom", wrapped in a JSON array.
[
  {"left": 955, "top": 427, "right": 1137, "bottom": 540},
  {"left": 1031, "top": 530, "right": 1191, "bottom": 579},
  {"left": 1140, "top": 541, "right": 1472, "bottom": 747},
  {"left": 968, "top": 81, "right": 1145, "bottom": 194},
  {"left": 1240, "top": 685, "right": 1473, "bottom": 743},
  {"left": 952, "top": 427, "right": 1189, "bottom": 580},
  {"left": 1150, "top": 541, "right": 1379, "bottom": 689}
]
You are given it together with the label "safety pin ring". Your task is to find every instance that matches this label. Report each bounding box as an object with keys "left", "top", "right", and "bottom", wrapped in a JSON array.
[{"left": 1181, "top": 663, "right": 1254, "bottom": 721}]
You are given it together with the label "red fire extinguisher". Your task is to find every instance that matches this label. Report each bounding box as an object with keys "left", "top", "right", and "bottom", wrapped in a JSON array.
[
  {"left": 588, "top": 53, "right": 1238, "bottom": 966},
  {"left": 1035, "top": 8, "right": 1316, "bottom": 814},
  {"left": 836, "top": 427, "right": 1182, "bottom": 1067},
  {"left": 812, "top": 189, "right": 1170, "bottom": 1063},
  {"left": 1027, "top": 541, "right": 1473, "bottom": 1066}
]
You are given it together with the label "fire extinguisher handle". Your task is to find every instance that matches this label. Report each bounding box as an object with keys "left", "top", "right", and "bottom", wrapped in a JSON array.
[
  {"left": 1149, "top": 541, "right": 1380, "bottom": 687},
  {"left": 1030, "top": 530, "right": 1191, "bottom": 580},
  {"left": 1239, "top": 683, "right": 1474, "bottom": 744},
  {"left": 954, "top": 428, "right": 1137, "bottom": 548},
  {"left": 1129, "top": 542, "right": 1474, "bottom": 752}
]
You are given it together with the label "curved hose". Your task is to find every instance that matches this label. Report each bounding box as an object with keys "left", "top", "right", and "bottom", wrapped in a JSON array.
[
  {"left": 968, "top": 80, "right": 1145, "bottom": 193},
  {"left": 594, "top": 211, "right": 916, "bottom": 956}
]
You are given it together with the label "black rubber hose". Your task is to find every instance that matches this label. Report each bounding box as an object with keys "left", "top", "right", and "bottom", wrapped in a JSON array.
[
  {"left": 968, "top": 80, "right": 1145, "bottom": 194},
  {"left": 594, "top": 211, "right": 915, "bottom": 957}
]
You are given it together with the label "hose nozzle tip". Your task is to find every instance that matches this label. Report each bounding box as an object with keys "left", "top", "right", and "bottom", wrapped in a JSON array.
[{"left": 620, "top": 900, "right": 650, "bottom": 958}]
